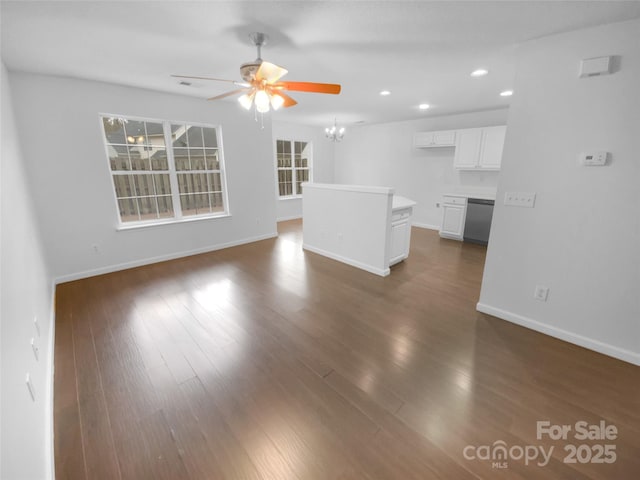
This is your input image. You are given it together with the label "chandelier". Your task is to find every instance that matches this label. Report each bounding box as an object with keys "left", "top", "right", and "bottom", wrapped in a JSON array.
[{"left": 325, "top": 118, "right": 345, "bottom": 142}]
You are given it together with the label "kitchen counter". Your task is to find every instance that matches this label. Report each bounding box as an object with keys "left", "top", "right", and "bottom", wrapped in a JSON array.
[
  {"left": 392, "top": 195, "right": 417, "bottom": 210},
  {"left": 443, "top": 192, "right": 496, "bottom": 201}
]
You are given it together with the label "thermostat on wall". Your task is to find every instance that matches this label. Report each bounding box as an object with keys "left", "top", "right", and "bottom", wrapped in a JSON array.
[{"left": 580, "top": 151, "right": 609, "bottom": 166}]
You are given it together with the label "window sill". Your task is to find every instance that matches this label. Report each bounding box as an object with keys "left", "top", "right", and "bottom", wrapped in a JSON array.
[
  {"left": 278, "top": 196, "right": 302, "bottom": 201},
  {"left": 116, "top": 212, "right": 232, "bottom": 231}
]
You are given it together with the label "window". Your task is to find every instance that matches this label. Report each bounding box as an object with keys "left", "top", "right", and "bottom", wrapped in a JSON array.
[
  {"left": 276, "top": 139, "right": 311, "bottom": 197},
  {"left": 101, "top": 116, "right": 228, "bottom": 226}
]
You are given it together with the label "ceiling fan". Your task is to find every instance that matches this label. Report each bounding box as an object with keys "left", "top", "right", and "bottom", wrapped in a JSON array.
[{"left": 173, "top": 32, "right": 341, "bottom": 113}]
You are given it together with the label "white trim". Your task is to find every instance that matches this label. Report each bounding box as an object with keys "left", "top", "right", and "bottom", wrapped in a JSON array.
[
  {"left": 277, "top": 215, "right": 302, "bottom": 222},
  {"left": 476, "top": 303, "right": 640, "bottom": 366},
  {"left": 411, "top": 221, "right": 440, "bottom": 231},
  {"left": 116, "top": 213, "right": 232, "bottom": 231},
  {"left": 55, "top": 232, "right": 278, "bottom": 284},
  {"left": 45, "top": 280, "right": 56, "bottom": 480},
  {"left": 278, "top": 195, "right": 302, "bottom": 201},
  {"left": 303, "top": 243, "right": 390, "bottom": 277}
]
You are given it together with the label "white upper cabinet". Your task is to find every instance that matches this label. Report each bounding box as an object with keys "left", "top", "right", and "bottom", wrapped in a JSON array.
[
  {"left": 453, "top": 129, "right": 482, "bottom": 169},
  {"left": 478, "top": 126, "right": 506, "bottom": 169},
  {"left": 413, "top": 130, "right": 456, "bottom": 148},
  {"left": 454, "top": 126, "right": 506, "bottom": 170}
]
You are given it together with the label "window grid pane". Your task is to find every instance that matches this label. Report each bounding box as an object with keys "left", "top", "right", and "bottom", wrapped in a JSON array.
[{"left": 171, "top": 123, "right": 224, "bottom": 217}]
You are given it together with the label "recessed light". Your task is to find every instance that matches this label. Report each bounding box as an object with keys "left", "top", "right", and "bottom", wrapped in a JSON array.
[
  {"left": 379, "top": 90, "right": 391, "bottom": 96},
  {"left": 418, "top": 103, "right": 430, "bottom": 110},
  {"left": 471, "top": 69, "right": 488, "bottom": 77},
  {"left": 500, "top": 90, "right": 513, "bottom": 97}
]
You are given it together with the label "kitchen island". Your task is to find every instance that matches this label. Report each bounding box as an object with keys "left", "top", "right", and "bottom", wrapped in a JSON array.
[{"left": 302, "top": 183, "right": 416, "bottom": 276}]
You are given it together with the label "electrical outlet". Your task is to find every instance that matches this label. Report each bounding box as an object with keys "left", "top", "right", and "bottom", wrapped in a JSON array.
[
  {"left": 505, "top": 192, "right": 536, "bottom": 208},
  {"left": 26, "top": 373, "right": 36, "bottom": 401},
  {"left": 534, "top": 285, "right": 549, "bottom": 302},
  {"left": 31, "top": 338, "right": 39, "bottom": 361}
]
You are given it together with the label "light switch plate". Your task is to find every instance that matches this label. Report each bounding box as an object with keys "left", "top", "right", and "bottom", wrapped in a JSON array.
[{"left": 504, "top": 192, "right": 536, "bottom": 208}]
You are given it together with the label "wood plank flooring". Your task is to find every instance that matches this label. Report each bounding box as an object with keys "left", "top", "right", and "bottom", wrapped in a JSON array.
[{"left": 54, "top": 220, "right": 640, "bottom": 479}]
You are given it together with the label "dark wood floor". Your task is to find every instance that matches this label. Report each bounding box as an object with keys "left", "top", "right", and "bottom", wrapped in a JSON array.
[{"left": 54, "top": 220, "right": 640, "bottom": 479}]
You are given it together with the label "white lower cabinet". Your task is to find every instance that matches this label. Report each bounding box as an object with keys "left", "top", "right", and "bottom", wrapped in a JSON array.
[
  {"left": 440, "top": 196, "right": 467, "bottom": 240},
  {"left": 389, "top": 206, "right": 413, "bottom": 266}
]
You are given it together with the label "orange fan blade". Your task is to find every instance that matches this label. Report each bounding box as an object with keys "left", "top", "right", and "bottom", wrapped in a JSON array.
[
  {"left": 255, "top": 61, "right": 288, "bottom": 84},
  {"left": 276, "top": 92, "right": 298, "bottom": 108},
  {"left": 275, "top": 81, "right": 341, "bottom": 94},
  {"left": 207, "top": 88, "right": 250, "bottom": 101}
]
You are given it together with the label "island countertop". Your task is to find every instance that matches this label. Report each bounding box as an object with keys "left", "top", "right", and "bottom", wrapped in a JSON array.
[{"left": 392, "top": 195, "right": 417, "bottom": 210}]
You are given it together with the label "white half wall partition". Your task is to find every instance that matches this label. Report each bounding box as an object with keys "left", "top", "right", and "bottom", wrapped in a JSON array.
[{"left": 302, "top": 183, "right": 394, "bottom": 276}]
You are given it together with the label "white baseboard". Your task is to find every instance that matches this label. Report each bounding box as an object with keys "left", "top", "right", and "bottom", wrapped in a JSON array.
[
  {"left": 476, "top": 303, "right": 640, "bottom": 366},
  {"left": 411, "top": 221, "right": 440, "bottom": 231},
  {"left": 55, "top": 232, "right": 278, "bottom": 284},
  {"left": 277, "top": 215, "right": 302, "bottom": 222},
  {"left": 303, "top": 243, "right": 390, "bottom": 277}
]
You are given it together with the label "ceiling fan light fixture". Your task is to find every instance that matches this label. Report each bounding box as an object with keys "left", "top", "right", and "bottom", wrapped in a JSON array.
[
  {"left": 173, "top": 31, "right": 340, "bottom": 121},
  {"left": 254, "top": 89, "right": 270, "bottom": 113},
  {"left": 270, "top": 93, "right": 285, "bottom": 110},
  {"left": 238, "top": 92, "right": 254, "bottom": 110}
]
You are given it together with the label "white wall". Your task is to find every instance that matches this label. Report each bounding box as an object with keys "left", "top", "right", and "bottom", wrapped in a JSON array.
[
  {"left": 272, "top": 120, "right": 335, "bottom": 221},
  {"left": 9, "top": 72, "right": 278, "bottom": 281},
  {"left": 1, "top": 63, "right": 55, "bottom": 479},
  {"left": 334, "top": 109, "right": 508, "bottom": 229},
  {"left": 479, "top": 19, "right": 640, "bottom": 365}
]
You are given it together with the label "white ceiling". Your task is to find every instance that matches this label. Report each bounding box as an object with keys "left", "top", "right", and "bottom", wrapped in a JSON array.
[{"left": 2, "top": 1, "right": 640, "bottom": 126}]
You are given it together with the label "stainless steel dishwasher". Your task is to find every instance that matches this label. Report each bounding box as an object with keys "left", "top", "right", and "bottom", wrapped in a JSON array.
[{"left": 463, "top": 198, "right": 495, "bottom": 245}]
